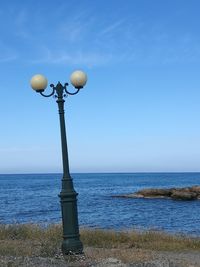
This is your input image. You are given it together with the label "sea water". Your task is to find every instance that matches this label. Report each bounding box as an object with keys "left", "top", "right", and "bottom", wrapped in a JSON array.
[{"left": 0, "top": 173, "right": 200, "bottom": 236}]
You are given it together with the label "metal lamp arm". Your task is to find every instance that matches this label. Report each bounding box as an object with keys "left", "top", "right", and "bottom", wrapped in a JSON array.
[
  {"left": 40, "top": 84, "right": 55, "bottom": 97},
  {"left": 64, "top": 83, "right": 80, "bottom": 95}
]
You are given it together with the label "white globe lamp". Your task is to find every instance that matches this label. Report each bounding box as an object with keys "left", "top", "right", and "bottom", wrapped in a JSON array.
[
  {"left": 30, "top": 74, "right": 48, "bottom": 92},
  {"left": 70, "top": 70, "right": 87, "bottom": 89}
]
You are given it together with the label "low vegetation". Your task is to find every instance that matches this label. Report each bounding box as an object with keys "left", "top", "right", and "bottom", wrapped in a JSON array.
[
  {"left": 81, "top": 228, "right": 200, "bottom": 251},
  {"left": 0, "top": 224, "right": 200, "bottom": 255},
  {"left": 0, "top": 224, "right": 200, "bottom": 266}
]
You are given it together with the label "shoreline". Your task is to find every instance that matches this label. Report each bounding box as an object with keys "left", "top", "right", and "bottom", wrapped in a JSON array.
[{"left": 1, "top": 222, "right": 200, "bottom": 239}]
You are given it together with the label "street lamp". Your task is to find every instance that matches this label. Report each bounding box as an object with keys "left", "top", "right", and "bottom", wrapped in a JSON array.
[{"left": 30, "top": 70, "right": 87, "bottom": 255}]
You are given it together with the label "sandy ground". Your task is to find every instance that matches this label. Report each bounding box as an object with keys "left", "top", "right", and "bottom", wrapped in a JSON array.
[{"left": 1, "top": 248, "right": 200, "bottom": 267}]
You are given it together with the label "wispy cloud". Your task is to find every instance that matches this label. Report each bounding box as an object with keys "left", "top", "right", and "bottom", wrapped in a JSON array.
[
  {"left": 7, "top": 3, "right": 200, "bottom": 68},
  {"left": 0, "top": 5, "right": 131, "bottom": 67},
  {"left": 58, "top": 11, "right": 94, "bottom": 43},
  {"left": 28, "top": 15, "right": 130, "bottom": 67},
  {"left": 0, "top": 54, "right": 18, "bottom": 63},
  {"left": 30, "top": 47, "right": 113, "bottom": 67},
  {"left": 14, "top": 9, "right": 31, "bottom": 39},
  {"left": 98, "top": 19, "right": 125, "bottom": 36},
  {"left": 0, "top": 42, "right": 18, "bottom": 63}
]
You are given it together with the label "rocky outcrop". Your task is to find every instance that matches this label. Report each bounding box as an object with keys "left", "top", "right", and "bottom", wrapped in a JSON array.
[
  {"left": 136, "top": 188, "right": 172, "bottom": 198},
  {"left": 170, "top": 191, "right": 197, "bottom": 200},
  {"left": 113, "top": 186, "right": 200, "bottom": 201}
]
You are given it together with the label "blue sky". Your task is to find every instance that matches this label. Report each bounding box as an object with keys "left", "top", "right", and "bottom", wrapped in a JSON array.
[{"left": 0, "top": 0, "right": 200, "bottom": 173}]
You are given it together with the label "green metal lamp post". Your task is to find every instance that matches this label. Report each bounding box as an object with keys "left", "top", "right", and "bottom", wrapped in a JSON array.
[{"left": 30, "top": 70, "right": 87, "bottom": 255}]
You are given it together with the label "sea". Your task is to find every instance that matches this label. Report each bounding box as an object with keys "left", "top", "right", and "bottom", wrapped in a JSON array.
[{"left": 0, "top": 172, "right": 200, "bottom": 236}]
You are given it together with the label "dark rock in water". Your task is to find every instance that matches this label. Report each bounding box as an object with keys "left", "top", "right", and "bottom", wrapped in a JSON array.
[
  {"left": 189, "top": 186, "right": 200, "bottom": 194},
  {"left": 136, "top": 188, "right": 172, "bottom": 197},
  {"left": 171, "top": 191, "right": 197, "bottom": 200},
  {"left": 113, "top": 185, "right": 200, "bottom": 201}
]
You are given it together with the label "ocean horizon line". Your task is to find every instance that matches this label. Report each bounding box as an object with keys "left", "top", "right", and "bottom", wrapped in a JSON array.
[{"left": 1, "top": 171, "right": 200, "bottom": 175}]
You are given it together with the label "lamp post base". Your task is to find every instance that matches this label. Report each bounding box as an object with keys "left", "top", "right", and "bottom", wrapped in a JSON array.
[
  {"left": 59, "top": 188, "right": 83, "bottom": 255},
  {"left": 62, "top": 238, "right": 83, "bottom": 255}
]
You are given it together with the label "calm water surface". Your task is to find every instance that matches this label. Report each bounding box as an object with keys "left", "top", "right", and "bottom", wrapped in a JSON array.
[{"left": 0, "top": 173, "right": 200, "bottom": 236}]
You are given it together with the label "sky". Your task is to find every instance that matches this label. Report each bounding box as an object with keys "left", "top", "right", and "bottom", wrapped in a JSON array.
[{"left": 0, "top": 0, "right": 200, "bottom": 173}]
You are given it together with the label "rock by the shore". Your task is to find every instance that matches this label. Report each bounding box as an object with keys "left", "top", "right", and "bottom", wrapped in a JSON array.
[
  {"left": 113, "top": 185, "right": 200, "bottom": 201},
  {"left": 137, "top": 188, "right": 172, "bottom": 197},
  {"left": 171, "top": 190, "right": 198, "bottom": 200}
]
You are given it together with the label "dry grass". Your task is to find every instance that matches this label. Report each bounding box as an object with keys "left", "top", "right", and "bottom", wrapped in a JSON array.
[
  {"left": 0, "top": 224, "right": 62, "bottom": 257},
  {"left": 0, "top": 224, "right": 200, "bottom": 264},
  {"left": 81, "top": 228, "right": 200, "bottom": 251}
]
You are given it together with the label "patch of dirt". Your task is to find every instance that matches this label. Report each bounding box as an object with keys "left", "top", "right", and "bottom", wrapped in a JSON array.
[{"left": 0, "top": 248, "right": 200, "bottom": 267}]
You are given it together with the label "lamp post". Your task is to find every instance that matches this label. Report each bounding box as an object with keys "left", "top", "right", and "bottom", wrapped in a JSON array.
[{"left": 30, "top": 70, "right": 87, "bottom": 255}]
